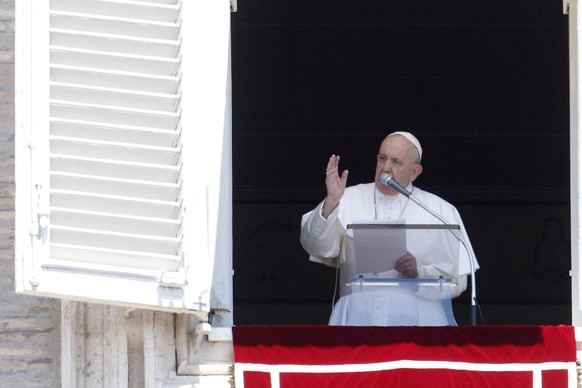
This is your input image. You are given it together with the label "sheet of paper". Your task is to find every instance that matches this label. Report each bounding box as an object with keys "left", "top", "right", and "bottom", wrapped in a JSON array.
[{"left": 349, "top": 220, "right": 407, "bottom": 275}]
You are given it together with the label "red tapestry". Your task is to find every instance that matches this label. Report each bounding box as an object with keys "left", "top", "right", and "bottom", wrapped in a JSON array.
[{"left": 232, "top": 325, "right": 577, "bottom": 388}]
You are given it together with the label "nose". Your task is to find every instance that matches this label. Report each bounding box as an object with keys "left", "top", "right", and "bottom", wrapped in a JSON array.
[
  {"left": 380, "top": 160, "right": 392, "bottom": 171},
  {"left": 376, "top": 155, "right": 395, "bottom": 174}
]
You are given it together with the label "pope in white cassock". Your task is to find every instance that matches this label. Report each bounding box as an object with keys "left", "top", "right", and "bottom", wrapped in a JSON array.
[{"left": 300, "top": 131, "right": 479, "bottom": 326}]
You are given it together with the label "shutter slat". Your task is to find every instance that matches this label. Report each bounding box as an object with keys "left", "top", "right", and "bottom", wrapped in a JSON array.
[
  {"left": 51, "top": 155, "right": 180, "bottom": 183},
  {"left": 46, "top": 252, "right": 180, "bottom": 273},
  {"left": 50, "top": 137, "right": 180, "bottom": 165},
  {"left": 51, "top": 208, "right": 180, "bottom": 236},
  {"left": 51, "top": 0, "right": 180, "bottom": 23},
  {"left": 51, "top": 65, "right": 180, "bottom": 94},
  {"left": 51, "top": 47, "right": 180, "bottom": 75},
  {"left": 50, "top": 119, "right": 179, "bottom": 147},
  {"left": 51, "top": 82, "right": 180, "bottom": 111},
  {"left": 51, "top": 190, "right": 181, "bottom": 219},
  {"left": 51, "top": 225, "right": 181, "bottom": 255},
  {"left": 51, "top": 173, "right": 181, "bottom": 202},
  {"left": 50, "top": 101, "right": 180, "bottom": 129},
  {"left": 50, "top": 11, "right": 180, "bottom": 39},
  {"left": 50, "top": 29, "right": 180, "bottom": 58}
]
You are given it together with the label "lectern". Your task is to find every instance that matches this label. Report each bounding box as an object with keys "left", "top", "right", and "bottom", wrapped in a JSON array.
[{"left": 334, "top": 223, "right": 461, "bottom": 326}]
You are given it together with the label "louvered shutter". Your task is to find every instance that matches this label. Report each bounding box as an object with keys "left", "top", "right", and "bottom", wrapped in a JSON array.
[{"left": 15, "top": 0, "right": 233, "bottom": 318}]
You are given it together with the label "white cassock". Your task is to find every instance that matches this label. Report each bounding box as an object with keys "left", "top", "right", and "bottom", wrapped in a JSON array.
[{"left": 300, "top": 182, "right": 479, "bottom": 326}]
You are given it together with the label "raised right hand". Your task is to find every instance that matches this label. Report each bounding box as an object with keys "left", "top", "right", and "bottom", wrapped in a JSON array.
[{"left": 322, "top": 154, "right": 349, "bottom": 218}]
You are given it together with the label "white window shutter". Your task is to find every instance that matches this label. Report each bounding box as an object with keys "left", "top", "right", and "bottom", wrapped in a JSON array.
[{"left": 15, "top": 0, "right": 233, "bottom": 320}]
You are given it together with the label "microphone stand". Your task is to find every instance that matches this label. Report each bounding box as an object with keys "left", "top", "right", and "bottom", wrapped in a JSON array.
[
  {"left": 381, "top": 173, "right": 478, "bottom": 325},
  {"left": 407, "top": 195, "right": 478, "bottom": 326}
]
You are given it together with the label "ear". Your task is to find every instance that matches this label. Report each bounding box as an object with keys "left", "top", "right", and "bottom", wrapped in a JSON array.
[{"left": 409, "top": 164, "right": 423, "bottom": 183}]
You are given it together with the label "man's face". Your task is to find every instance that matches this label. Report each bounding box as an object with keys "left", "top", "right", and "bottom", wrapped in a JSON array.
[{"left": 375, "top": 135, "right": 422, "bottom": 196}]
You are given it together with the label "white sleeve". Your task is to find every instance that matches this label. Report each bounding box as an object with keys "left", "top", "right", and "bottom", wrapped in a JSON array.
[
  {"left": 415, "top": 263, "right": 468, "bottom": 299},
  {"left": 300, "top": 201, "right": 342, "bottom": 267}
]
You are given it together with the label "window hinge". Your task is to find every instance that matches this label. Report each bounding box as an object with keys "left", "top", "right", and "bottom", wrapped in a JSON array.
[
  {"left": 30, "top": 184, "right": 49, "bottom": 239},
  {"left": 231, "top": 0, "right": 237, "bottom": 12}
]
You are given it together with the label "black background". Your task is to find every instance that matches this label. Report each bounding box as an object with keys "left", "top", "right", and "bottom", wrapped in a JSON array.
[{"left": 231, "top": 1, "right": 571, "bottom": 325}]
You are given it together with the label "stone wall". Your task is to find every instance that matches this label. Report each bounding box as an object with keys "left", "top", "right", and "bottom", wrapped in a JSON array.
[{"left": 0, "top": 2, "right": 62, "bottom": 387}]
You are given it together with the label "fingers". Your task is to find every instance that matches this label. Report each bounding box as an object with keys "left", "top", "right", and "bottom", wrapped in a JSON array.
[
  {"left": 326, "top": 155, "right": 349, "bottom": 180},
  {"left": 324, "top": 155, "right": 348, "bottom": 207},
  {"left": 325, "top": 154, "right": 340, "bottom": 176},
  {"left": 395, "top": 254, "right": 418, "bottom": 278},
  {"left": 340, "top": 169, "right": 349, "bottom": 185}
]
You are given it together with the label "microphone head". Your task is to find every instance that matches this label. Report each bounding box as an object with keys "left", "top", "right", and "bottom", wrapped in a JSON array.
[
  {"left": 380, "top": 172, "right": 392, "bottom": 186},
  {"left": 379, "top": 172, "right": 411, "bottom": 198}
]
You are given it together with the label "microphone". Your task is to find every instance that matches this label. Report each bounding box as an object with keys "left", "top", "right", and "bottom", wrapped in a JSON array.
[
  {"left": 379, "top": 173, "right": 411, "bottom": 197},
  {"left": 380, "top": 172, "right": 479, "bottom": 325}
]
